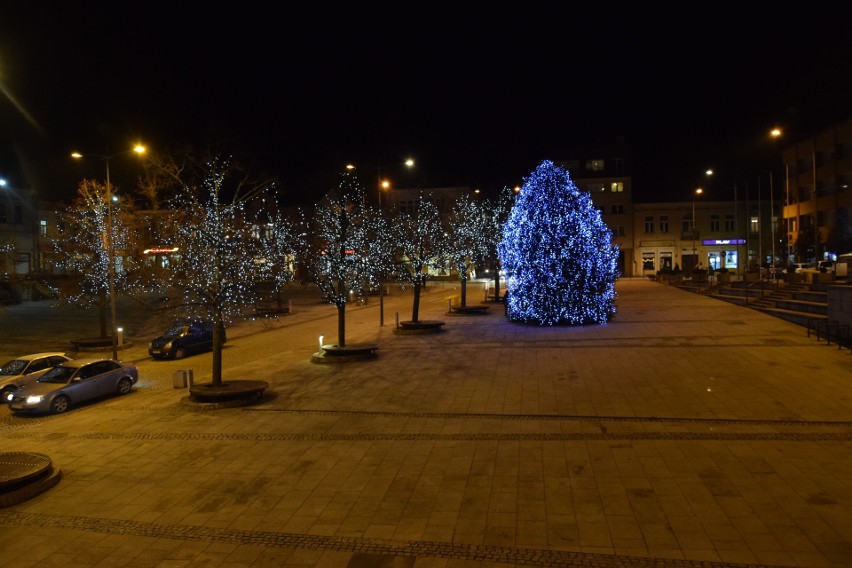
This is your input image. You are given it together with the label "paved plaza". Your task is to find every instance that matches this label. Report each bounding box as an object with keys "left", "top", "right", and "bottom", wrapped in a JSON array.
[{"left": 0, "top": 278, "right": 851, "bottom": 568}]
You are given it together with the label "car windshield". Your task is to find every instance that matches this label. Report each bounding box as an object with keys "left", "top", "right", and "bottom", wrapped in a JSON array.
[
  {"left": 0, "top": 359, "right": 27, "bottom": 375},
  {"left": 37, "top": 366, "right": 77, "bottom": 384},
  {"left": 165, "top": 324, "right": 188, "bottom": 337}
]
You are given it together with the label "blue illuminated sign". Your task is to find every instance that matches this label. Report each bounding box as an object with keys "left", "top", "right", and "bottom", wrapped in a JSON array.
[{"left": 702, "top": 239, "right": 745, "bottom": 245}]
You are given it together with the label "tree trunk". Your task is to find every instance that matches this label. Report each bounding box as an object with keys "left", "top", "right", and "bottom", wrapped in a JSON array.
[
  {"left": 412, "top": 282, "right": 421, "bottom": 322},
  {"left": 336, "top": 277, "right": 347, "bottom": 346},
  {"left": 98, "top": 289, "right": 108, "bottom": 338},
  {"left": 337, "top": 303, "right": 346, "bottom": 347},
  {"left": 211, "top": 311, "right": 224, "bottom": 386},
  {"left": 460, "top": 272, "right": 468, "bottom": 307}
]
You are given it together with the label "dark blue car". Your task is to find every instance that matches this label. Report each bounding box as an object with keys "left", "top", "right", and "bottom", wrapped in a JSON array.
[{"left": 148, "top": 319, "right": 226, "bottom": 360}]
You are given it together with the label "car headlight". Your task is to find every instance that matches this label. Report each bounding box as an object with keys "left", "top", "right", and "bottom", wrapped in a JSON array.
[
  {"left": 4, "top": 391, "right": 14, "bottom": 402},
  {"left": 25, "top": 395, "right": 44, "bottom": 404}
]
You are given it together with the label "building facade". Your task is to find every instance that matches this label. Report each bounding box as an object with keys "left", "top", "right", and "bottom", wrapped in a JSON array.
[{"left": 781, "top": 117, "right": 852, "bottom": 263}]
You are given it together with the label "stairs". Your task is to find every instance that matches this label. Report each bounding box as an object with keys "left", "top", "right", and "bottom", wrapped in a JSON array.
[{"left": 678, "top": 279, "right": 829, "bottom": 328}]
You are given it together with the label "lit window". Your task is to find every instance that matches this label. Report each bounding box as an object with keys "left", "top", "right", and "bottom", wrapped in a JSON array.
[
  {"left": 610, "top": 182, "right": 623, "bottom": 192},
  {"left": 585, "top": 159, "right": 605, "bottom": 171}
]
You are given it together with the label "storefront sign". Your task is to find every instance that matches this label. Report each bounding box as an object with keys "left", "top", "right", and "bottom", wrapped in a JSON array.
[{"left": 702, "top": 239, "right": 745, "bottom": 245}]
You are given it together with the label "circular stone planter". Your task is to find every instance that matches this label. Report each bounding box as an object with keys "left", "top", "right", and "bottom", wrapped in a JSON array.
[
  {"left": 184, "top": 380, "right": 269, "bottom": 410},
  {"left": 311, "top": 343, "right": 378, "bottom": 364},
  {"left": 0, "top": 452, "right": 62, "bottom": 507},
  {"left": 394, "top": 320, "right": 445, "bottom": 335}
]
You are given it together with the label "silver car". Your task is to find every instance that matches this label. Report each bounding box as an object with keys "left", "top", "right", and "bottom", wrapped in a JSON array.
[
  {"left": 6, "top": 358, "right": 138, "bottom": 414},
  {"left": 0, "top": 352, "right": 73, "bottom": 400}
]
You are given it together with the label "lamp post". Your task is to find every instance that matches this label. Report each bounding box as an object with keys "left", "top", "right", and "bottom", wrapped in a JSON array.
[
  {"left": 692, "top": 187, "right": 703, "bottom": 267},
  {"left": 72, "top": 145, "right": 146, "bottom": 359}
]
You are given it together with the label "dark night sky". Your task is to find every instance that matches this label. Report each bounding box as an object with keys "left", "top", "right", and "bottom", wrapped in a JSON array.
[{"left": 2, "top": 7, "right": 852, "bottom": 206}]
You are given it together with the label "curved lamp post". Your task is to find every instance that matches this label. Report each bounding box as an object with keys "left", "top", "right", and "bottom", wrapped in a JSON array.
[{"left": 71, "top": 144, "right": 146, "bottom": 359}]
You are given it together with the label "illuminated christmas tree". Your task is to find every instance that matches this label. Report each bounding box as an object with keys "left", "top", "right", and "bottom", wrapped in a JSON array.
[
  {"left": 165, "top": 154, "right": 277, "bottom": 385},
  {"left": 498, "top": 160, "right": 618, "bottom": 325},
  {"left": 395, "top": 192, "right": 447, "bottom": 323},
  {"left": 298, "top": 169, "right": 376, "bottom": 346},
  {"left": 446, "top": 191, "right": 490, "bottom": 307},
  {"left": 52, "top": 179, "right": 138, "bottom": 338}
]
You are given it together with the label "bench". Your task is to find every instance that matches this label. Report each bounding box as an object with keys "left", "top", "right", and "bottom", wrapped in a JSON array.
[{"left": 448, "top": 305, "right": 490, "bottom": 315}]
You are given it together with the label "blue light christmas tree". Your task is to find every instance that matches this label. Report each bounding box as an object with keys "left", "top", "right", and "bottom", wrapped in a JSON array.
[{"left": 498, "top": 160, "right": 619, "bottom": 325}]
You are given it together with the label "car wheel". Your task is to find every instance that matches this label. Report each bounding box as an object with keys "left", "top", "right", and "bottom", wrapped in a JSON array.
[
  {"left": 174, "top": 347, "right": 186, "bottom": 359},
  {"left": 1, "top": 386, "right": 15, "bottom": 403},
  {"left": 50, "top": 395, "right": 70, "bottom": 414},
  {"left": 117, "top": 377, "right": 133, "bottom": 395}
]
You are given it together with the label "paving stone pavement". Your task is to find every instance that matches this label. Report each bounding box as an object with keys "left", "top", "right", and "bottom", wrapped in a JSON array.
[{"left": 0, "top": 278, "right": 851, "bottom": 568}]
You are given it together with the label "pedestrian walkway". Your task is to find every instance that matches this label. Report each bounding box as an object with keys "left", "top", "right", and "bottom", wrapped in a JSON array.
[{"left": 1, "top": 278, "right": 851, "bottom": 568}]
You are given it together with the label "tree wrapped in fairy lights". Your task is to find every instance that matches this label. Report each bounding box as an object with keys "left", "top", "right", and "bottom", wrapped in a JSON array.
[
  {"left": 446, "top": 191, "right": 491, "bottom": 307},
  {"left": 498, "top": 160, "right": 618, "bottom": 325},
  {"left": 396, "top": 192, "right": 447, "bottom": 323},
  {"left": 52, "top": 179, "right": 139, "bottom": 338},
  {"left": 166, "top": 154, "right": 277, "bottom": 385},
  {"left": 298, "top": 169, "right": 377, "bottom": 347}
]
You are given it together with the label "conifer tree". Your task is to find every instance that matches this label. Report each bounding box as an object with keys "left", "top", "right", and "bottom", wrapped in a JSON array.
[{"left": 498, "top": 160, "right": 618, "bottom": 325}]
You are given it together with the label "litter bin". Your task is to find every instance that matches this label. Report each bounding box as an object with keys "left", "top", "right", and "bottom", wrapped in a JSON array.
[{"left": 172, "top": 370, "right": 187, "bottom": 389}]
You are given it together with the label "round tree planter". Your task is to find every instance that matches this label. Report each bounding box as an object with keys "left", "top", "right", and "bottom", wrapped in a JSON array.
[
  {"left": 184, "top": 380, "right": 269, "bottom": 410},
  {"left": 394, "top": 320, "right": 445, "bottom": 335},
  {"left": 311, "top": 343, "right": 378, "bottom": 364}
]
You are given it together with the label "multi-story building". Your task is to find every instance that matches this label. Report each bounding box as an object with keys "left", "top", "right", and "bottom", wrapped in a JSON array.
[
  {"left": 558, "top": 137, "right": 634, "bottom": 276},
  {"left": 781, "top": 117, "right": 852, "bottom": 263},
  {"left": 562, "top": 138, "right": 775, "bottom": 278},
  {"left": 0, "top": 179, "right": 38, "bottom": 277}
]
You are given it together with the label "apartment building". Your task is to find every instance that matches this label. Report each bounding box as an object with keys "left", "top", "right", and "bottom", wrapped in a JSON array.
[{"left": 781, "top": 117, "right": 852, "bottom": 263}]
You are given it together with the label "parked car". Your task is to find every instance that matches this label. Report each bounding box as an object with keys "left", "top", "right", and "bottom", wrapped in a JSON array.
[
  {"left": 148, "top": 319, "right": 225, "bottom": 360},
  {"left": 6, "top": 358, "right": 138, "bottom": 414},
  {"left": 0, "top": 352, "right": 73, "bottom": 400},
  {"left": 818, "top": 260, "right": 835, "bottom": 273},
  {"left": 791, "top": 262, "right": 816, "bottom": 273}
]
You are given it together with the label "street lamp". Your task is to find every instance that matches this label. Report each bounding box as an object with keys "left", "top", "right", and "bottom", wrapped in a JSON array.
[
  {"left": 692, "top": 187, "right": 703, "bottom": 266},
  {"left": 72, "top": 144, "right": 146, "bottom": 359},
  {"left": 377, "top": 158, "right": 414, "bottom": 210}
]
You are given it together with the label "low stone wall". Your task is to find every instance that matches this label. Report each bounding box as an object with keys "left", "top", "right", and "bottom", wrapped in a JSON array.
[{"left": 827, "top": 285, "right": 852, "bottom": 325}]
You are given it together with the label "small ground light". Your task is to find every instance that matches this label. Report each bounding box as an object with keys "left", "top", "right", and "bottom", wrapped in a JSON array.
[{"left": 318, "top": 335, "right": 324, "bottom": 351}]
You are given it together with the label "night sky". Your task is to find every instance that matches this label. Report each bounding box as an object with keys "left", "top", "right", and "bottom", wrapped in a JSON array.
[{"left": 2, "top": 7, "right": 852, "bottom": 206}]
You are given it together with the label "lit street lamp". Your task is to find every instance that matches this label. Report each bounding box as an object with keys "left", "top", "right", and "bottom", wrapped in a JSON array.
[
  {"left": 72, "top": 144, "right": 146, "bottom": 359},
  {"left": 377, "top": 158, "right": 414, "bottom": 210},
  {"left": 692, "top": 187, "right": 703, "bottom": 265}
]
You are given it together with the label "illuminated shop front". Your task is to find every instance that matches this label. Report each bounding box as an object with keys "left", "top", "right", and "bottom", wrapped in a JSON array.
[{"left": 703, "top": 238, "right": 744, "bottom": 271}]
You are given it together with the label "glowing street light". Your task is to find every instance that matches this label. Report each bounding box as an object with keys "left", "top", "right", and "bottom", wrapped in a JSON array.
[
  {"left": 692, "top": 187, "right": 703, "bottom": 264},
  {"left": 71, "top": 144, "right": 146, "bottom": 359}
]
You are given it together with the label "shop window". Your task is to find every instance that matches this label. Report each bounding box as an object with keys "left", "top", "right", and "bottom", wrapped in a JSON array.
[{"left": 642, "top": 252, "right": 655, "bottom": 271}]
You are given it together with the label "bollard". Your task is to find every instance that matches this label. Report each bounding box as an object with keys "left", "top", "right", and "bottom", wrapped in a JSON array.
[
  {"left": 288, "top": 299, "right": 293, "bottom": 314},
  {"left": 395, "top": 312, "right": 399, "bottom": 328},
  {"left": 172, "top": 370, "right": 187, "bottom": 389},
  {"left": 116, "top": 327, "right": 124, "bottom": 347}
]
